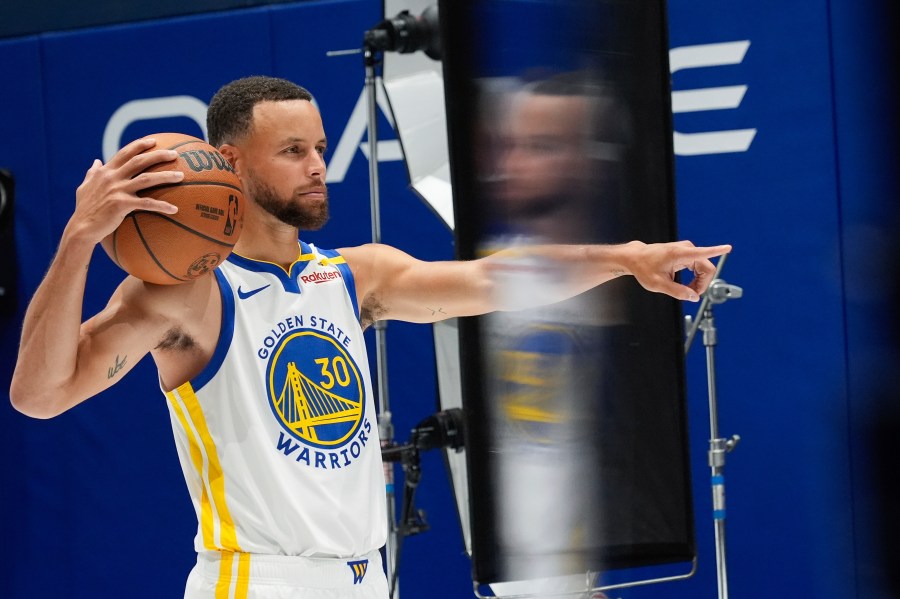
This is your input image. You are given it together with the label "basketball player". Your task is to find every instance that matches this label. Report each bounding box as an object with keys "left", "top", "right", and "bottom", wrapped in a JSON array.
[{"left": 9, "top": 76, "right": 730, "bottom": 598}]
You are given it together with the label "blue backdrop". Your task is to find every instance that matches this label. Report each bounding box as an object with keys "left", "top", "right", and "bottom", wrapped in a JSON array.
[{"left": 0, "top": 0, "right": 896, "bottom": 597}]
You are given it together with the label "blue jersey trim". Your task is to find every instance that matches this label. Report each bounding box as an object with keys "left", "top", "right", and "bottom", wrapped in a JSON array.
[
  {"left": 192, "top": 269, "right": 236, "bottom": 392},
  {"left": 226, "top": 241, "right": 317, "bottom": 294},
  {"left": 318, "top": 247, "right": 360, "bottom": 321}
]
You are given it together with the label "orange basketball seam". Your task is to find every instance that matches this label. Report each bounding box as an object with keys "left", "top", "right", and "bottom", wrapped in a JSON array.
[
  {"left": 132, "top": 211, "right": 238, "bottom": 248},
  {"left": 131, "top": 214, "right": 189, "bottom": 283},
  {"left": 109, "top": 227, "right": 121, "bottom": 267},
  {"left": 141, "top": 181, "right": 243, "bottom": 194},
  {"left": 166, "top": 140, "right": 203, "bottom": 150}
]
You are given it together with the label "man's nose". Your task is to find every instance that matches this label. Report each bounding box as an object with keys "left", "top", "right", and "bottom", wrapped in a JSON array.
[{"left": 309, "top": 151, "right": 326, "bottom": 178}]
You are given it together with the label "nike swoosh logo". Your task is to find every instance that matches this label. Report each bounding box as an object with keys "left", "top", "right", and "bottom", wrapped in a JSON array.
[{"left": 237, "top": 284, "right": 271, "bottom": 300}]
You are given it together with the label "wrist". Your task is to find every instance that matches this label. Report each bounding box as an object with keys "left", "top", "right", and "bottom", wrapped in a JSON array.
[
  {"left": 59, "top": 222, "right": 101, "bottom": 260},
  {"left": 608, "top": 240, "right": 646, "bottom": 277}
]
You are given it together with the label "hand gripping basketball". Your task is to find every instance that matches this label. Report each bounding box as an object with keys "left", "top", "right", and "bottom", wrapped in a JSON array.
[{"left": 99, "top": 133, "right": 245, "bottom": 285}]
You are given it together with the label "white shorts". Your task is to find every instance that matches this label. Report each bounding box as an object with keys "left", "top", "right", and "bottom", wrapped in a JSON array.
[{"left": 184, "top": 549, "right": 388, "bottom": 599}]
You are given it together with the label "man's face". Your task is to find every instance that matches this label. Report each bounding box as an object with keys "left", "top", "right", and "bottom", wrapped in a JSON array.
[
  {"left": 238, "top": 99, "right": 330, "bottom": 230},
  {"left": 497, "top": 93, "right": 590, "bottom": 216}
]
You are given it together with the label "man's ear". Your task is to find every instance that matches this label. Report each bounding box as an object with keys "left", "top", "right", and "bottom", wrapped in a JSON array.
[{"left": 219, "top": 144, "right": 241, "bottom": 176}]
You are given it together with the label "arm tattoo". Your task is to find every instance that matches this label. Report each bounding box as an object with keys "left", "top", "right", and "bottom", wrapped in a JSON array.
[{"left": 107, "top": 354, "right": 127, "bottom": 379}]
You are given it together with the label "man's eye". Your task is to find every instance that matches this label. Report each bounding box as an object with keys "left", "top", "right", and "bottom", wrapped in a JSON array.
[{"left": 316, "top": 146, "right": 327, "bottom": 155}]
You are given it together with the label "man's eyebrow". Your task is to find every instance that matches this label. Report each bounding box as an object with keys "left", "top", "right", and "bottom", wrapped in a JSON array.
[{"left": 279, "top": 136, "right": 328, "bottom": 145}]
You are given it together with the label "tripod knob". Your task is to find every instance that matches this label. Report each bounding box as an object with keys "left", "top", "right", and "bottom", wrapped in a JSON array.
[{"left": 725, "top": 434, "right": 741, "bottom": 452}]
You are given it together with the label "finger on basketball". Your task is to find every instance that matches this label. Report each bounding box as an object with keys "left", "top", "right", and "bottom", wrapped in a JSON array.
[
  {"left": 122, "top": 149, "right": 180, "bottom": 179},
  {"left": 106, "top": 137, "right": 158, "bottom": 170},
  {"left": 126, "top": 168, "right": 184, "bottom": 193},
  {"left": 133, "top": 196, "right": 179, "bottom": 215}
]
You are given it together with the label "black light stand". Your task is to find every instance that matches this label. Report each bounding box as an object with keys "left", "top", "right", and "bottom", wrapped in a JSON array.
[
  {"left": 684, "top": 254, "right": 743, "bottom": 599},
  {"left": 381, "top": 408, "right": 466, "bottom": 597},
  {"left": 381, "top": 442, "right": 428, "bottom": 597},
  {"left": 358, "top": 8, "right": 442, "bottom": 597},
  {"left": 357, "top": 41, "right": 401, "bottom": 595}
]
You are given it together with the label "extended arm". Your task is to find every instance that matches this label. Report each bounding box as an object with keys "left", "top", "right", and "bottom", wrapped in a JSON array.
[
  {"left": 340, "top": 240, "right": 731, "bottom": 327},
  {"left": 9, "top": 139, "right": 183, "bottom": 418}
]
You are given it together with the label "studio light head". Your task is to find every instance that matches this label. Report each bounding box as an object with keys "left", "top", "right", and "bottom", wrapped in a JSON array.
[
  {"left": 411, "top": 407, "right": 465, "bottom": 452},
  {"left": 382, "top": 408, "right": 466, "bottom": 462},
  {"left": 0, "top": 169, "right": 11, "bottom": 226},
  {"left": 363, "top": 4, "right": 441, "bottom": 60},
  {"left": 0, "top": 169, "right": 13, "bottom": 240}
]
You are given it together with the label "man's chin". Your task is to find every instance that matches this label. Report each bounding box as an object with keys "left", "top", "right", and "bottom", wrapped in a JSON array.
[
  {"left": 303, "top": 214, "right": 329, "bottom": 231},
  {"left": 290, "top": 206, "right": 329, "bottom": 231}
]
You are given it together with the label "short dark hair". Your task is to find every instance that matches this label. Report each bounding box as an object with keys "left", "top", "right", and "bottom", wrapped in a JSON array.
[{"left": 207, "top": 76, "right": 313, "bottom": 147}]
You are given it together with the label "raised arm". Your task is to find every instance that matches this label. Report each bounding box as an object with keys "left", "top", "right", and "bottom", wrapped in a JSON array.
[
  {"left": 340, "top": 240, "right": 731, "bottom": 327},
  {"left": 9, "top": 139, "right": 184, "bottom": 418}
]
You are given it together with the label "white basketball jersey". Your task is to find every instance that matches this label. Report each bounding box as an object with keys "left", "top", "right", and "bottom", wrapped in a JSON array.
[{"left": 163, "top": 241, "right": 387, "bottom": 558}]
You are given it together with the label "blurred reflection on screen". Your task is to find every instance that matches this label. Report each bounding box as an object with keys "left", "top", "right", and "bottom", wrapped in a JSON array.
[
  {"left": 480, "top": 71, "right": 629, "bottom": 588},
  {"left": 443, "top": 0, "right": 695, "bottom": 589}
]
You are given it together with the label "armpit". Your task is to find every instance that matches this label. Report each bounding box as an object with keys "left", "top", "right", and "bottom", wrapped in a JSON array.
[
  {"left": 359, "top": 293, "right": 388, "bottom": 330},
  {"left": 155, "top": 327, "right": 198, "bottom": 352}
]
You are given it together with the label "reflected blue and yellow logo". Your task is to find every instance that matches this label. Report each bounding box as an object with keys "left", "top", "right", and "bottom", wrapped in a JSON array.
[{"left": 499, "top": 324, "right": 578, "bottom": 443}]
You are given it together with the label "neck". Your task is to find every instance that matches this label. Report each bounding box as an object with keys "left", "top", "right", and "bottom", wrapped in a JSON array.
[{"left": 234, "top": 208, "right": 305, "bottom": 270}]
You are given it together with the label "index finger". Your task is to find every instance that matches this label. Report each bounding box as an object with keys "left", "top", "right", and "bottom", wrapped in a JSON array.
[
  {"left": 684, "top": 244, "right": 732, "bottom": 260},
  {"left": 121, "top": 148, "right": 180, "bottom": 179},
  {"left": 105, "top": 137, "right": 159, "bottom": 170}
]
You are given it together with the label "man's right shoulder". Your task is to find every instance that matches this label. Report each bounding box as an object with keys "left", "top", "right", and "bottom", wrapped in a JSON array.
[{"left": 117, "top": 271, "right": 217, "bottom": 321}]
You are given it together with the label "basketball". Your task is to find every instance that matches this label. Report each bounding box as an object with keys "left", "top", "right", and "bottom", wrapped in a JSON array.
[{"left": 100, "top": 132, "right": 244, "bottom": 285}]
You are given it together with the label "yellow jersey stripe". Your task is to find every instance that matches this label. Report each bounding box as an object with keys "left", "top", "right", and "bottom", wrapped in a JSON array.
[
  {"left": 166, "top": 392, "right": 215, "bottom": 550},
  {"left": 177, "top": 382, "right": 242, "bottom": 552},
  {"left": 319, "top": 256, "right": 346, "bottom": 265},
  {"left": 215, "top": 552, "right": 234, "bottom": 599},
  {"left": 235, "top": 553, "right": 251, "bottom": 599}
]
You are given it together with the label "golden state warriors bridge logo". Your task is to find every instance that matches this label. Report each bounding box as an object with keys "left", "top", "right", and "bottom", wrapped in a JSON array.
[{"left": 266, "top": 329, "right": 365, "bottom": 451}]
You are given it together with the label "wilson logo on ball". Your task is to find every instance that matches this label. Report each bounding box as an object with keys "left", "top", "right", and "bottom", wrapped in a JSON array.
[{"left": 179, "top": 148, "right": 236, "bottom": 173}]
